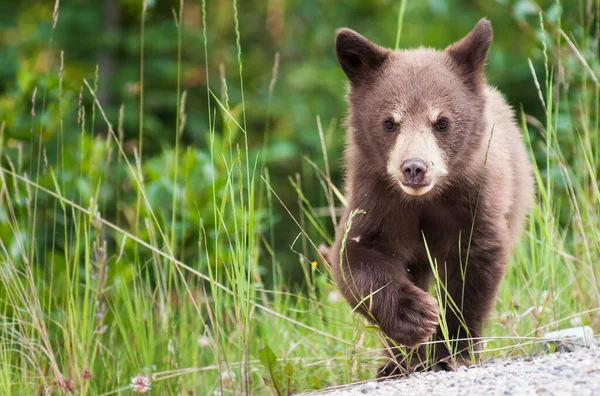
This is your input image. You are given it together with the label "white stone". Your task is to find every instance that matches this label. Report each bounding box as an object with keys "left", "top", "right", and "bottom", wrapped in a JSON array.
[{"left": 543, "top": 326, "right": 594, "bottom": 352}]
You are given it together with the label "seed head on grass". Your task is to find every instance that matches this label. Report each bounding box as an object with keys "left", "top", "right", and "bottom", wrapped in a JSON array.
[
  {"left": 52, "top": 377, "right": 75, "bottom": 393},
  {"left": 220, "top": 370, "right": 236, "bottom": 387},
  {"left": 197, "top": 335, "right": 211, "bottom": 349},
  {"left": 81, "top": 368, "right": 93, "bottom": 381},
  {"left": 131, "top": 375, "right": 152, "bottom": 393}
]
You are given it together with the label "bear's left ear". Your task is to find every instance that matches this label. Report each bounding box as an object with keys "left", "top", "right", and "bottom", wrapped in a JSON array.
[
  {"left": 336, "top": 28, "right": 389, "bottom": 85},
  {"left": 445, "top": 18, "right": 493, "bottom": 88}
]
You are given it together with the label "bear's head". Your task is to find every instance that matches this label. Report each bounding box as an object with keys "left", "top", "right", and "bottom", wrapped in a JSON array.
[{"left": 336, "top": 19, "right": 493, "bottom": 198}]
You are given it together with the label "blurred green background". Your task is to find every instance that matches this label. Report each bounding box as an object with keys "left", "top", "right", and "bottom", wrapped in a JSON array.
[
  {"left": 1, "top": 0, "right": 599, "bottom": 393},
  {"left": 0, "top": 0, "right": 583, "bottom": 285}
]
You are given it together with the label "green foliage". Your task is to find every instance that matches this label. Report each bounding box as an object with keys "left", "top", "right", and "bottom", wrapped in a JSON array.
[
  {"left": 0, "top": 0, "right": 598, "bottom": 394},
  {"left": 1, "top": 0, "right": 577, "bottom": 274}
]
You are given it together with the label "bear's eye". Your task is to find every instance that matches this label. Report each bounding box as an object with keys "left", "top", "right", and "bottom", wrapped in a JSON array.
[
  {"left": 435, "top": 118, "right": 449, "bottom": 132},
  {"left": 384, "top": 118, "right": 397, "bottom": 132}
]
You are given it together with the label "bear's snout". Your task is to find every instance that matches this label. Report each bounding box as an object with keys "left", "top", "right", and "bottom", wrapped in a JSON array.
[{"left": 401, "top": 158, "right": 428, "bottom": 186}]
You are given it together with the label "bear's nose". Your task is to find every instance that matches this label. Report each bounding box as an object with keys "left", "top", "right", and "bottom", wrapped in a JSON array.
[{"left": 401, "top": 159, "right": 428, "bottom": 184}]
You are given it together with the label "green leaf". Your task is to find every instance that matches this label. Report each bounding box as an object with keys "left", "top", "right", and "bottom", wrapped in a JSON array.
[
  {"left": 283, "top": 362, "right": 294, "bottom": 377},
  {"left": 259, "top": 345, "right": 282, "bottom": 395},
  {"left": 283, "top": 363, "right": 295, "bottom": 395},
  {"left": 310, "top": 375, "right": 322, "bottom": 389}
]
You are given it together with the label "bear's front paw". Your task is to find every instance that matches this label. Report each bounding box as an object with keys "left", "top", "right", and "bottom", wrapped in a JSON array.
[
  {"left": 385, "top": 287, "right": 439, "bottom": 347},
  {"left": 432, "top": 345, "right": 477, "bottom": 372}
]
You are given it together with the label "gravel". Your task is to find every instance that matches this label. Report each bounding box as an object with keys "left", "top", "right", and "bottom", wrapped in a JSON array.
[{"left": 319, "top": 340, "right": 600, "bottom": 396}]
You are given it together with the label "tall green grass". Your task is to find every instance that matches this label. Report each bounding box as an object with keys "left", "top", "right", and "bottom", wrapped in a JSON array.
[{"left": 0, "top": 0, "right": 598, "bottom": 394}]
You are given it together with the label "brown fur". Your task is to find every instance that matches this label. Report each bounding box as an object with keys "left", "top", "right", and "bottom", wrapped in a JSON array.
[{"left": 332, "top": 19, "right": 533, "bottom": 378}]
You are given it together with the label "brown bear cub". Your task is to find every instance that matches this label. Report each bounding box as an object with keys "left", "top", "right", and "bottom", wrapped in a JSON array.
[{"left": 332, "top": 18, "right": 533, "bottom": 378}]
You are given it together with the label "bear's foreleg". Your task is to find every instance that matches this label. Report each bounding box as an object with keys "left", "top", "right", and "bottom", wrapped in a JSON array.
[
  {"left": 335, "top": 242, "right": 440, "bottom": 346},
  {"left": 333, "top": 241, "right": 440, "bottom": 378},
  {"left": 432, "top": 237, "right": 507, "bottom": 370}
]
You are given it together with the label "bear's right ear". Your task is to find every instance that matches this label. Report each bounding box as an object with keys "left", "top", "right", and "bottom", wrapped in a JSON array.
[{"left": 336, "top": 28, "right": 389, "bottom": 85}]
